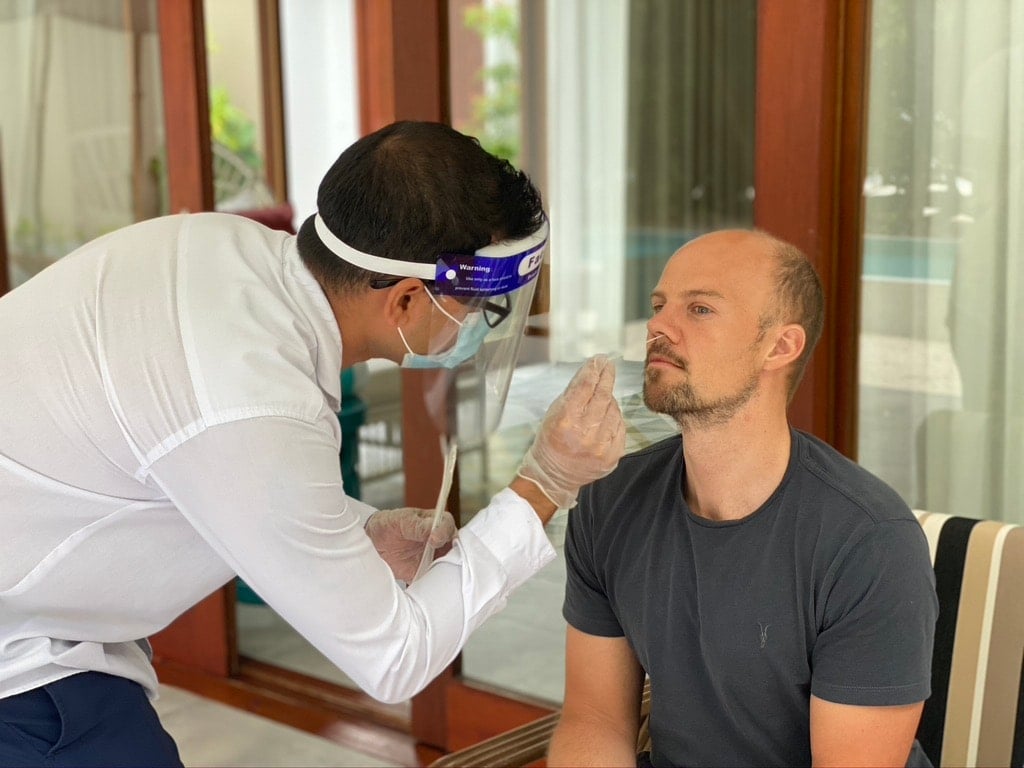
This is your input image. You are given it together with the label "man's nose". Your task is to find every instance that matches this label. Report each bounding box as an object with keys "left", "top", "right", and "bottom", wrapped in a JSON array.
[{"left": 647, "top": 315, "right": 670, "bottom": 343}]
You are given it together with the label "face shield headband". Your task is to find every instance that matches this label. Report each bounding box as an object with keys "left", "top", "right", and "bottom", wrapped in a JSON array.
[
  {"left": 314, "top": 213, "right": 548, "bottom": 440},
  {"left": 312, "top": 213, "right": 549, "bottom": 298}
]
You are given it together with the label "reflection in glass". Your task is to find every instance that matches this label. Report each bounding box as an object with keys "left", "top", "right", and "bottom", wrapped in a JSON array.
[
  {"left": 206, "top": 1, "right": 403, "bottom": 699},
  {"left": 859, "top": 0, "right": 1023, "bottom": 524},
  {"left": 454, "top": 0, "right": 757, "bottom": 705},
  {"left": 205, "top": 0, "right": 275, "bottom": 212},
  {"left": 0, "top": 1, "right": 165, "bottom": 287}
]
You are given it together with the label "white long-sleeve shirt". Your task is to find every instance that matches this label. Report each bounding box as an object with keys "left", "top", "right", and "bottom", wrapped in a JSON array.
[{"left": 0, "top": 213, "right": 555, "bottom": 703}]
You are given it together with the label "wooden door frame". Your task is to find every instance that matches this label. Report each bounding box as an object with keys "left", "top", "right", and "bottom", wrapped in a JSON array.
[
  {"left": 355, "top": 0, "right": 564, "bottom": 758},
  {"left": 402, "top": 0, "right": 875, "bottom": 756},
  {"left": 148, "top": 0, "right": 232, "bottom": 678},
  {"left": 256, "top": 0, "right": 288, "bottom": 203},
  {"left": 754, "top": 0, "right": 870, "bottom": 458},
  {"left": 148, "top": 0, "right": 873, "bottom": 760}
]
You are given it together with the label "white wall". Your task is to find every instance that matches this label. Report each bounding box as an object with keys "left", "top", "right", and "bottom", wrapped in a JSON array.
[{"left": 279, "top": 0, "right": 361, "bottom": 226}]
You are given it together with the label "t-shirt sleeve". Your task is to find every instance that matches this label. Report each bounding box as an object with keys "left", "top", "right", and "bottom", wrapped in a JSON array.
[
  {"left": 562, "top": 485, "right": 626, "bottom": 637},
  {"left": 811, "top": 518, "right": 938, "bottom": 706}
]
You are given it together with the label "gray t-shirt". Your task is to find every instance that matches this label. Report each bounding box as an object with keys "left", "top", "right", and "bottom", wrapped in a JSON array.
[{"left": 564, "top": 429, "right": 938, "bottom": 767}]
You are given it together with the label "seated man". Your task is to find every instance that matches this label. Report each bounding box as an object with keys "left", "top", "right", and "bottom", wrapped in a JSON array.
[{"left": 547, "top": 230, "right": 938, "bottom": 767}]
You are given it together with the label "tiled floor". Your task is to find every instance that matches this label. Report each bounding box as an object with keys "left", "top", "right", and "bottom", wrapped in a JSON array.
[{"left": 154, "top": 684, "right": 397, "bottom": 767}]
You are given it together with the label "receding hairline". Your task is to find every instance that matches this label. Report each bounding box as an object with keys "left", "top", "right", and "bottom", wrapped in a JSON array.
[{"left": 680, "top": 227, "right": 788, "bottom": 256}]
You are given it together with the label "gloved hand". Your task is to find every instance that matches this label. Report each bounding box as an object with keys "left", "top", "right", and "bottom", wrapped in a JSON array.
[
  {"left": 516, "top": 355, "right": 626, "bottom": 509},
  {"left": 365, "top": 507, "right": 457, "bottom": 583}
]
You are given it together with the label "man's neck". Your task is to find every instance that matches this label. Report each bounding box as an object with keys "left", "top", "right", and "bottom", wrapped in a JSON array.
[
  {"left": 679, "top": 409, "right": 793, "bottom": 522},
  {"left": 323, "top": 283, "right": 387, "bottom": 369}
]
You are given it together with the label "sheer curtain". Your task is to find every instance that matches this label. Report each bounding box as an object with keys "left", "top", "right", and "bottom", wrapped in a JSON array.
[
  {"left": 623, "top": 0, "right": 756, "bottom": 326},
  {"left": 860, "top": 0, "right": 1023, "bottom": 524},
  {"left": 926, "top": 0, "right": 1024, "bottom": 522},
  {"left": 544, "top": 0, "right": 755, "bottom": 363},
  {"left": 544, "top": 0, "right": 629, "bottom": 362},
  {"left": 459, "top": 0, "right": 756, "bottom": 704},
  {"left": 0, "top": 1, "right": 164, "bottom": 288},
  {"left": 279, "top": 0, "right": 359, "bottom": 225}
]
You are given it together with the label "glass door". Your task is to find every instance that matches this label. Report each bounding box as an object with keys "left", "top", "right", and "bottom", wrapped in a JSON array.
[
  {"left": 447, "top": 0, "right": 757, "bottom": 728},
  {"left": 421, "top": 0, "right": 873, "bottom": 753},
  {"left": 858, "top": 0, "right": 1024, "bottom": 525},
  {"left": 0, "top": 1, "right": 166, "bottom": 288}
]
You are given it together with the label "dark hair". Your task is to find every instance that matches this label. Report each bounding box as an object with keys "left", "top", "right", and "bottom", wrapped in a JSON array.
[
  {"left": 760, "top": 234, "right": 824, "bottom": 401},
  {"left": 297, "top": 121, "right": 545, "bottom": 294}
]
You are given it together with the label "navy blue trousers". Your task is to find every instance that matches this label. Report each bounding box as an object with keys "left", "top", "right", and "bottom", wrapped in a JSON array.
[{"left": 0, "top": 671, "right": 182, "bottom": 767}]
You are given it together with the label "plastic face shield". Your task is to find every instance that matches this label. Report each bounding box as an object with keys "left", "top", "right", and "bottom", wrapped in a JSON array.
[{"left": 314, "top": 214, "right": 547, "bottom": 440}]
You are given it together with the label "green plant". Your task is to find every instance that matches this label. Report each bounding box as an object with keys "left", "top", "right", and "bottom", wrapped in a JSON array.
[
  {"left": 463, "top": 2, "right": 521, "bottom": 164},
  {"left": 209, "top": 85, "right": 262, "bottom": 173}
]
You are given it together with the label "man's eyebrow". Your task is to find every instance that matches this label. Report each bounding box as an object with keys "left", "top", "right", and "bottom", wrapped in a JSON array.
[{"left": 650, "top": 288, "right": 726, "bottom": 301}]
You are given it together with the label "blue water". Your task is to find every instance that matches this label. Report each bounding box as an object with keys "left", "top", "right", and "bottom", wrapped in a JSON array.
[{"left": 624, "top": 229, "right": 956, "bottom": 283}]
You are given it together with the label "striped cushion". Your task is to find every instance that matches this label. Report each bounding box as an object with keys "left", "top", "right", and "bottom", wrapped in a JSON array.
[{"left": 912, "top": 511, "right": 1024, "bottom": 768}]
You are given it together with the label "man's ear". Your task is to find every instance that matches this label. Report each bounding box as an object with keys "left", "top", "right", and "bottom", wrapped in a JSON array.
[
  {"left": 763, "top": 323, "right": 806, "bottom": 371},
  {"left": 382, "top": 278, "right": 429, "bottom": 328}
]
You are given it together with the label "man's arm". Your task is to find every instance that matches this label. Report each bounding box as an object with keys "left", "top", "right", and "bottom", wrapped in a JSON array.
[
  {"left": 810, "top": 695, "right": 924, "bottom": 767},
  {"left": 548, "top": 625, "right": 645, "bottom": 767},
  {"left": 508, "top": 476, "right": 559, "bottom": 525},
  {"left": 810, "top": 518, "right": 936, "bottom": 766}
]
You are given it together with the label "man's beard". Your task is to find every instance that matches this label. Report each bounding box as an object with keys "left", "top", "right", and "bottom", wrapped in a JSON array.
[{"left": 642, "top": 349, "right": 760, "bottom": 428}]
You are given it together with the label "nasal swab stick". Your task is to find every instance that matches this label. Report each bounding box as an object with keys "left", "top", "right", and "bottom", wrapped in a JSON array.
[{"left": 412, "top": 434, "right": 458, "bottom": 583}]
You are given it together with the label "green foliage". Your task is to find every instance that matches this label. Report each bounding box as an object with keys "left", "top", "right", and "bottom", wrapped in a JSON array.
[
  {"left": 463, "top": 2, "right": 521, "bottom": 164},
  {"left": 209, "top": 85, "right": 263, "bottom": 172}
]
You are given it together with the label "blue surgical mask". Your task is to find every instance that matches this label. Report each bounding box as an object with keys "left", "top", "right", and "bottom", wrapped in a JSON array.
[{"left": 399, "top": 293, "right": 491, "bottom": 369}]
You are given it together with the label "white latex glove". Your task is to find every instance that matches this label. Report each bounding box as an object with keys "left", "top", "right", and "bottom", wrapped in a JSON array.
[
  {"left": 516, "top": 355, "right": 626, "bottom": 509},
  {"left": 365, "top": 507, "right": 457, "bottom": 583}
]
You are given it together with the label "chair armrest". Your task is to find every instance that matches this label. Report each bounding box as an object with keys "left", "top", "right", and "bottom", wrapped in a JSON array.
[
  {"left": 429, "top": 711, "right": 562, "bottom": 768},
  {"left": 430, "top": 680, "right": 651, "bottom": 767}
]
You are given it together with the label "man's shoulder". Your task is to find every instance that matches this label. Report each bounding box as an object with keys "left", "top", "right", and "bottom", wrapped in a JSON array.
[
  {"left": 577, "top": 434, "right": 681, "bottom": 524},
  {"left": 790, "top": 429, "right": 914, "bottom": 526},
  {"left": 593, "top": 434, "right": 679, "bottom": 493}
]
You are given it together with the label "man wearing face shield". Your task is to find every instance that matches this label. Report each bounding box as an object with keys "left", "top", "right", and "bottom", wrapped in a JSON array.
[{"left": 0, "top": 121, "right": 626, "bottom": 767}]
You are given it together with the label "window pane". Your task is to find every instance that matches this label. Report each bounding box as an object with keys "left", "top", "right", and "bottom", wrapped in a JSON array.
[
  {"left": 859, "top": 0, "right": 1024, "bottom": 523},
  {"left": 204, "top": 0, "right": 276, "bottom": 213},
  {"left": 0, "top": 1, "right": 165, "bottom": 287},
  {"left": 454, "top": 0, "right": 757, "bottom": 706}
]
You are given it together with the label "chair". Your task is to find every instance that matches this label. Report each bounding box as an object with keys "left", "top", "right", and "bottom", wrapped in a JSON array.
[
  {"left": 431, "top": 513, "right": 1024, "bottom": 768},
  {"left": 912, "top": 511, "right": 1024, "bottom": 768},
  {"left": 430, "top": 680, "right": 651, "bottom": 768}
]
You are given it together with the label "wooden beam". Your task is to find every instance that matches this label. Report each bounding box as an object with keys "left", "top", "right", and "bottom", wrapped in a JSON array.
[
  {"left": 754, "top": 0, "right": 870, "bottom": 457},
  {"left": 355, "top": 0, "right": 450, "bottom": 134},
  {"left": 149, "top": 0, "right": 230, "bottom": 678},
  {"left": 354, "top": 0, "right": 454, "bottom": 751},
  {"left": 157, "top": 0, "right": 214, "bottom": 214},
  {"left": 257, "top": 0, "right": 288, "bottom": 203},
  {"left": 832, "top": 0, "right": 872, "bottom": 459}
]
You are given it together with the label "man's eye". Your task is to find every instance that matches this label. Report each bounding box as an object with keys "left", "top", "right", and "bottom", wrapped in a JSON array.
[
  {"left": 691, "top": 305, "right": 712, "bottom": 315},
  {"left": 650, "top": 304, "right": 663, "bottom": 315}
]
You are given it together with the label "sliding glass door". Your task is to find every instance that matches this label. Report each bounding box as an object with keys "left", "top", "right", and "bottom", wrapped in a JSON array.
[{"left": 858, "top": 0, "right": 1024, "bottom": 525}]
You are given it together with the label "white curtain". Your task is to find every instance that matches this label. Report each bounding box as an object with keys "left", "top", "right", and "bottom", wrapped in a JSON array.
[
  {"left": 918, "top": 0, "right": 1024, "bottom": 522},
  {"left": 544, "top": 0, "right": 629, "bottom": 362},
  {"left": 279, "top": 0, "right": 359, "bottom": 225},
  {"left": 0, "top": 1, "right": 163, "bottom": 287}
]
